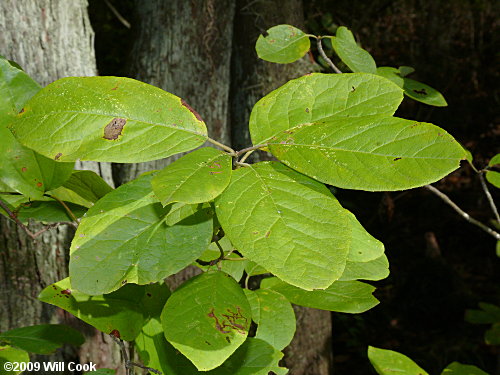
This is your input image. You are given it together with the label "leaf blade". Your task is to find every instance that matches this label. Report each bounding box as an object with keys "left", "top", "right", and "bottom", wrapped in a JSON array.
[{"left": 256, "top": 25, "right": 310, "bottom": 64}]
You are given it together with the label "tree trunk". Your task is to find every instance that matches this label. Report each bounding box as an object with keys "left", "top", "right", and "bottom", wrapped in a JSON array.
[
  {"left": 113, "top": 0, "right": 235, "bottom": 185},
  {"left": 0, "top": 1, "right": 119, "bottom": 373},
  {"left": 229, "top": 1, "right": 333, "bottom": 374}
]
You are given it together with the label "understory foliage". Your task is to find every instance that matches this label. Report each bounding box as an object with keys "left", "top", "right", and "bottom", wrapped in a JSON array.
[{"left": 0, "top": 24, "right": 496, "bottom": 374}]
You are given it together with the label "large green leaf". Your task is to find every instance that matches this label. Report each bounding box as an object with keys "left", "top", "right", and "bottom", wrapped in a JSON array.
[
  {"left": 255, "top": 25, "right": 310, "bottom": 64},
  {"left": 403, "top": 78, "right": 447, "bottom": 106},
  {"left": 376, "top": 66, "right": 404, "bottom": 87},
  {"left": 0, "top": 345, "right": 29, "bottom": 375},
  {"left": 60, "top": 170, "right": 113, "bottom": 203},
  {"left": 244, "top": 289, "right": 295, "bottom": 350},
  {"left": 249, "top": 73, "right": 403, "bottom": 145},
  {"left": 215, "top": 162, "right": 351, "bottom": 290},
  {"left": 152, "top": 147, "right": 232, "bottom": 206},
  {"left": 9, "top": 76, "right": 208, "bottom": 162},
  {"left": 0, "top": 324, "right": 84, "bottom": 355},
  {"left": 261, "top": 277, "right": 379, "bottom": 313},
  {"left": 39, "top": 278, "right": 169, "bottom": 341},
  {"left": 441, "top": 362, "right": 490, "bottom": 375},
  {"left": 161, "top": 271, "right": 252, "bottom": 371},
  {"left": 69, "top": 173, "right": 213, "bottom": 295},
  {"left": 0, "top": 57, "right": 40, "bottom": 127},
  {"left": 269, "top": 117, "right": 466, "bottom": 191},
  {"left": 368, "top": 346, "right": 429, "bottom": 375},
  {"left": 330, "top": 27, "right": 377, "bottom": 73}
]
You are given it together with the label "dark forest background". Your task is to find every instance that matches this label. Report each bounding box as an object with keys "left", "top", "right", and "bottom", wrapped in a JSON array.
[{"left": 0, "top": 0, "right": 498, "bottom": 374}]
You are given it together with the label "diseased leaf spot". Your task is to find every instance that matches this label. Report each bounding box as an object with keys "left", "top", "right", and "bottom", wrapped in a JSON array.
[
  {"left": 19, "top": 108, "right": 25, "bottom": 114},
  {"left": 36, "top": 182, "right": 43, "bottom": 187},
  {"left": 413, "top": 88, "right": 428, "bottom": 95},
  {"left": 103, "top": 118, "right": 126, "bottom": 140},
  {"left": 21, "top": 167, "right": 27, "bottom": 172},
  {"left": 61, "top": 289, "right": 71, "bottom": 295},
  {"left": 393, "top": 157, "right": 402, "bottom": 161},
  {"left": 110, "top": 329, "right": 120, "bottom": 338},
  {"left": 55, "top": 153, "right": 62, "bottom": 160},
  {"left": 351, "top": 86, "right": 356, "bottom": 92},
  {"left": 181, "top": 99, "right": 204, "bottom": 122},
  {"left": 305, "top": 107, "right": 310, "bottom": 113}
]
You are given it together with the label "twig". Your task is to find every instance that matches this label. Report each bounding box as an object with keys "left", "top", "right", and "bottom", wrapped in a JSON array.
[
  {"left": 45, "top": 194, "right": 79, "bottom": 224},
  {"left": 207, "top": 137, "right": 237, "bottom": 156},
  {"left": 104, "top": 0, "right": 131, "bottom": 29},
  {"left": 0, "top": 198, "right": 37, "bottom": 240},
  {"left": 424, "top": 185, "right": 500, "bottom": 240},
  {"left": 236, "top": 144, "right": 267, "bottom": 156},
  {"left": 316, "top": 38, "right": 342, "bottom": 74},
  {"left": 239, "top": 150, "right": 254, "bottom": 164},
  {"left": 478, "top": 173, "right": 500, "bottom": 224},
  {"left": 110, "top": 335, "right": 162, "bottom": 375},
  {"left": 235, "top": 161, "right": 251, "bottom": 168}
]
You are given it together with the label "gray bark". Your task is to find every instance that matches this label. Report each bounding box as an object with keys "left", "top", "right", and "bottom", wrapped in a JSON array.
[
  {"left": 0, "top": 1, "right": 119, "bottom": 372},
  {"left": 229, "top": 1, "right": 332, "bottom": 373},
  {"left": 114, "top": 0, "right": 235, "bottom": 185}
]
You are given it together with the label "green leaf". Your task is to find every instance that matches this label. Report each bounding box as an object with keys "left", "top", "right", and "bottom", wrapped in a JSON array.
[
  {"left": 403, "top": 78, "right": 448, "bottom": 106},
  {"left": 14, "top": 200, "right": 87, "bottom": 224},
  {"left": 486, "top": 171, "right": 500, "bottom": 188},
  {"left": 244, "top": 289, "right": 295, "bottom": 350},
  {"left": 330, "top": 27, "right": 377, "bottom": 73},
  {"left": 249, "top": 72, "right": 403, "bottom": 145},
  {"left": 9, "top": 76, "right": 208, "bottom": 163},
  {"left": 60, "top": 170, "right": 113, "bottom": 203},
  {"left": 161, "top": 271, "right": 251, "bottom": 371},
  {"left": 0, "top": 324, "right": 84, "bottom": 355},
  {"left": 441, "top": 362, "right": 490, "bottom": 375},
  {"left": 368, "top": 346, "right": 429, "bottom": 375},
  {"left": 69, "top": 173, "right": 213, "bottom": 295},
  {"left": 398, "top": 66, "right": 415, "bottom": 77},
  {"left": 255, "top": 25, "right": 310, "bottom": 64},
  {"left": 196, "top": 237, "right": 248, "bottom": 281},
  {"left": 0, "top": 57, "right": 40, "bottom": 127},
  {"left": 376, "top": 66, "right": 404, "bottom": 87},
  {"left": 85, "top": 370, "right": 116, "bottom": 375},
  {"left": 245, "top": 261, "right": 269, "bottom": 276},
  {"left": 488, "top": 154, "right": 500, "bottom": 167},
  {"left": 261, "top": 277, "right": 378, "bottom": 313},
  {"left": 340, "top": 254, "right": 390, "bottom": 281},
  {"left": 39, "top": 278, "right": 169, "bottom": 341},
  {"left": 152, "top": 147, "right": 232, "bottom": 206},
  {"left": 215, "top": 162, "right": 351, "bottom": 290},
  {"left": 164, "top": 202, "right": 202, "bottom": 226},
  {"left": 268, "top": 116, "right": 466, "bottom": 191},
  {"left": 465, "top": 303, "right": 500, "bottom": 324},
  {"left": 0, "top": 345, "right": 29, "bottom": 375},
  {"left": 346, "top": 213, "right": 385, "bottom": 262}
]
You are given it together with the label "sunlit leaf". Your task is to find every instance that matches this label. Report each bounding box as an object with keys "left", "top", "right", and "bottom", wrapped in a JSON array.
[
  {"left": 368, "top": 346, "right": 429, "bottom": 375},
  {"left": 0, "top": 345, "right": 29, "bottom": 375},
  {"left": 9, "top": 77, "right": 208, "bottom": 162},
  {"left": 215, "top": 162, "right": 351, "bottom": 290},
  {"left": 403, "top": 78, "right": 447, "bottom": 106},
  {"left": 161, "top": 271, "right": 251, "bottom": 371},
  {"left": 261, "top": 277, "right": 378, "bottom": 313},
  {"left": 70, "top": 173, "right": 213, "bottom": 295},
  {"left": 256, "top": 25, "right": 310, "bottom": 64},
  {"left": 152, "top": 147, "right": 232, "bottom": 206},
  {"left": 441, "top": 362, "right": 490, "bottom": 375},
  {"left": 330, "top": 26, "right": 377, "bottom": 73}
]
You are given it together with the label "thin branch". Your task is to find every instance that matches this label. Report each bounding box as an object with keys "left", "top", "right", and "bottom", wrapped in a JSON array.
[
  {"left": 45, "top": 194, "right": 79, "bottom": 223},
  {"left": 424, "top": 185, "right": 500, "bottom": 240},
  {"left": 0, "top": 198, "right": 37, "bottom": 240},
  {"left": 239, "top": 150, "right": 255, "bottom": 164},
  {"left": 479, "top": 173, "right": 500, "bottom": 223},
  {"left": 235, "top": 161, "right": 251, "bottom": 168},
  {"left": 206, "top": 137, "right": 237, "bottom": 156},
  {"left": 316, "top": 38, "right": 342, "bottom": 74},
  {"left": 236, "top": 144, "right": 267, "bottom": 156},
  {"left": 104, "top": 0, "right": 131, "bottom": 28},
  {"left": 110, "top": 335, "right": 163, "bottom": 375}
]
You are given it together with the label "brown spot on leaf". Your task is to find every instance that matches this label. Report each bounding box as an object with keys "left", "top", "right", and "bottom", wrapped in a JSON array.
[
  {"left": 413, "top": 88, "right": 427, "bottom": 95},
  {"left": 110, "top": 329, "right": 120, "bottom": 338},
  {"left": 146, "top": 293, "right": 152, "bottom": 297},
  {"left": 351, "top": 86, "right": 356, "bottom": 92},
  {"left": 21, "top": 167, "right": 27, "bottom": 172},
  {"left": 103, "top": 118, "right": 126, "bottom": 140},
  {"left": 305, "top": 108, "right": 310, "bottom": 113},
  {"left": 181, "top": 99, "right": 204, "bottom": 122},
  {"left": 36, "top": 182, "right": 42, "bottom": 187},
  {"left": 61, "top": 289, "right": 71, "bottom": 295},
  {"left": 121, "top": 280, "right": 127, "bottom": 285},
  {"left": 19, "top": 108, "right": 25, "bottom": 114},
  {"left": 393, "top": 157, "right": 402, "bottom": 161},
  {"left": 265, "top": 231, "right": 271, "bottom": 238},
  {"left": 54, "top": 153, "right": 62, "bottom": 160}
]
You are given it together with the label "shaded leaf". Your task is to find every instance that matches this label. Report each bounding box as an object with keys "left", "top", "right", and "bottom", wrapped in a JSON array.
[
  {"left": 368, "top": 346, "right": 429, "bottom": 375},
  {"left": 403, "top": 78, "right": 447, "bottom": 106},
  {"left": 245, "top": 261, "right": 269, "bottom": 277},
  {"left": 215, "top": 162, "right": 351, "bottom": 290},
  {"left": 249, "top": 72, "right": 403, "bottom": 145},
  {"left": 269, "top": 117, "right": 466, "bottom": 191},
  {"left": 330, "top": 27, "right": 377, "bottom": 73},
  {"left": 152, "top": 147, "right": 232, "bottom": 206},
  {"left": 15, "top": 200, "right": 87, "bottom": 224},
  {"left": 244, "top": 289, "right": 295, "bottom": 350},
  {"left": 69, "top": 173, "right": 213, "bottom": 295},
  {"left": 441, "top": 362, "right": 490, "bottom": 375},
  {"left": 85, "top": 370, "right": 116, "bottom": 375},
  {"left": 9, "top": 77, "right": 208, "bottom": 162},
  {"left": 398, "top": 66, "right": 415, "bottom": 77},
  {"left": 376, "top": 66, "right": 404, "bottom": 87},
  {"left": 60, "top": 170, "right": 113, "bottom": 203},
  {"left": 256, "top": 25, "right": 310, "bottom": 64},
  {"left": 0, "top": 324, "right": 84, "bottom": 355},
  {"left": 261, "top": 277, "right": 378, "bottom": 313},
  {"left": 39, "top": 278, "right": 169, "bottom": 341},
  {"left": 161, "top": 271, "right": 251, "bottom": 371},
  {"left": 0, "top": 345, "right": 29, "bottom": 375},
  {"left": 488, "top": 154, "right": 500, "bottom": 166}
]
